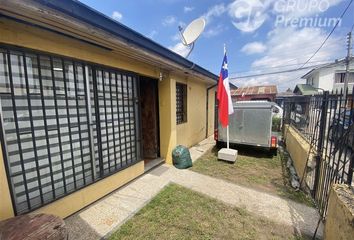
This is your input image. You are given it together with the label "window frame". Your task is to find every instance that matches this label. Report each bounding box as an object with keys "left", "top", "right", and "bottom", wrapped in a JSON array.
[{"left": 176, "top": 82, "right": 187, "bottom": 125}]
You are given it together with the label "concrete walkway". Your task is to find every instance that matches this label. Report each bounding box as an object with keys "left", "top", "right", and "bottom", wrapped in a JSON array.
[{"left": 65, "top": 136, "right": 323, "bottom": 239}]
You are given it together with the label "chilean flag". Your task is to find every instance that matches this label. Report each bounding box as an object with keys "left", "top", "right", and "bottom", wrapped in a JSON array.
[{"left": 217, "top": 50, "right": 234, "bottom": 128}]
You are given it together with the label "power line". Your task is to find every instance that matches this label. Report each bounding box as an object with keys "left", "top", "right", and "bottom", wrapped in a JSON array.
[
  {"left": 229, "top": 60, "right": 335, "bottom": 75},
  {"left": 229, "top": 62, "right": 345, "bottom": 80},
  {"left": 298, "top": 0, "right": 354, "bottom": 69}
]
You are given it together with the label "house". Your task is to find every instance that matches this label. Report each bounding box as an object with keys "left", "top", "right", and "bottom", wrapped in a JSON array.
[
  {"left": 275, "top": 88, "right": 295, "bottom": 108},
  {"left": 0, "top": 0, "right": 218, "bottom": 220},
  {"left": 301, "top": 57, "right": 354, "bottom": 93},
  {"left": 293, "top": 84, "right": 320, "bottom": 96},
  {"left": 231, "top": 85, "right": 278, "bottom": 102}
]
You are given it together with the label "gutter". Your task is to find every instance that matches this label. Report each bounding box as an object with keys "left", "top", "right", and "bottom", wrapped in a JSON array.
[
  {"left": 206, "top": 84, "right": 217, "bottom": 138},
  {"left": 34, "top": 0, "right": 218, "bottom": 82}
]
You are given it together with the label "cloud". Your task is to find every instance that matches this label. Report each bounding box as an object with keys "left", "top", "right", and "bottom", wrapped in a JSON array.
[
  {"left": 241, "top": 42, "right": 267, "bottom": 54},
  {"left": 202, "top": 3, "right": 227, "bottom": 24},
  {"left": 169, "top": 43, "right": 190, "bottom": 57},
  {"left": 163, "top": 16, "right": 177, "bottom": 26},
  {"left": 147, "top": 30, "right": 158, "bottom": 39},
  {"left": 112, "top": 11, "right": 123, "bottom": 21},
  {"left": 231, "top": 27, "right": 344, "bottom": 91},
  {"left": 203, "top": 24, "right": 225, "bottom": 38},
  {"left": 184, "top": 6, "right": 194, "bottom": 13}
]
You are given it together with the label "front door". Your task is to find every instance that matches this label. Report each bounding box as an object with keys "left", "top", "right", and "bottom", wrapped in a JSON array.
[{"left": 140, "top": 77, "right": 159, "bottom": 159}]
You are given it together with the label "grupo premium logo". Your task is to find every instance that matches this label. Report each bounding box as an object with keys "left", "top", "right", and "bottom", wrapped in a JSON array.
[
  {"left": 229, "top": 0, "right": 340, "bottom": 32},
  {"left": 229, "top": 0, "right": 267, "bottom": 32}
]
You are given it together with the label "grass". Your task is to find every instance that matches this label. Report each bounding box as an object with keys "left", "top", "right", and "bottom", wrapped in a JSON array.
[
  {"left": 191, "top": 145, "right": 314, "bottom": 207},
  {"left": 109, "top": 184, "right": 309, "bottom": 240}
]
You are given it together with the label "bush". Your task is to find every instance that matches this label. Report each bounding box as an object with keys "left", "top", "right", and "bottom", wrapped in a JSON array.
[{"left": 272, "top": 117, "right": 282, "bottom": 132}]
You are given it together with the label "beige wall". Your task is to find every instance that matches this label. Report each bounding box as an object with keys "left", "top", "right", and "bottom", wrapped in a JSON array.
[
  {"left": 284, "top": 125, "right": 313, "bottom": 180},
  {"left": 324, "top": 184, "right": 354, "bottom": 240}
]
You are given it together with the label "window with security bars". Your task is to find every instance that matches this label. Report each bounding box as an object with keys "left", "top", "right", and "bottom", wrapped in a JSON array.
[
  {"left": 176, "top": 83, "right": 187, "bottom": 124},
  {"left": 0, "top": 46, "right": 140, "bottom": 215}
]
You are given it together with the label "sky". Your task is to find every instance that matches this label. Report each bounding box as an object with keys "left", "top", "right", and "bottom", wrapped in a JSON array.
[{"left": 79, "top": 0, "right": 354, "bottom": 92}]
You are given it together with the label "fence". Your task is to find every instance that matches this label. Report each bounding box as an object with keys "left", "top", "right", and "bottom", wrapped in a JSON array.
[{"left": 283, "top": 89, "right": 354, "bottom": 219}]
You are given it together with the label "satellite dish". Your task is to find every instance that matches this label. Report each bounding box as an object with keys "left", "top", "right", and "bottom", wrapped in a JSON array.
[{"left": 179, "top": 17, "right": 206, "bottom": 58}]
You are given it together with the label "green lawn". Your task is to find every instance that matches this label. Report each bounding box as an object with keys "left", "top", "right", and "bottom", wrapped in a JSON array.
[
  {"left": 109, "top": 184, "right": 309, "bottom": 240},
  {"left": 191, "top": 146, "right": 314, "bottom": 207}
]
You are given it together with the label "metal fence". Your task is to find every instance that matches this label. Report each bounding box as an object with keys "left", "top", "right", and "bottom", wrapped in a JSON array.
[{"left": 283, "top": 89, "right": 354, "bottom": 219}]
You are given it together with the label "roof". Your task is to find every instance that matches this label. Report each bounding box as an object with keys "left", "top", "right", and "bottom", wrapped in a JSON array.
[
  {"left": 229, "top": 82, "right": 238, "bottom": 89},
  {"left": 301, "top": 57, "right": 354, "bottom": 79},
  {"left": 9, "top": 0, "right": 218, "bottom": 81},
  {"left": 231, "top": 85, "right": 278, "bottom": 96},
  {"left": 276, "top": 91, "right": 295, "bottom": 98},
  {"left": 233, "top": 101, "right": 276, "bottom": 109},
  {"left": 293, "top": 84, "right": 319, "bottom": 96}
]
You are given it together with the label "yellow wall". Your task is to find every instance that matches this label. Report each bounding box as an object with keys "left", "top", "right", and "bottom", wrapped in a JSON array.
[
  {"left": 34, "top": 162, "right": 144, "bottom": 219},
  {"left": 158, "top": 75, "right": 176, "bottom": 164},
  {"left": 284, "top": 125, "right": 313, "bottom": 180},
  {"left": 324, "top": 184, "right": 354, "bottom": 240},
  {"left": 175, "top": 76, "right": 209, "bottom": 147},
  {"left": 207, "top": 87, "right": 216, "bottom": 137},
  {"left": 0, "top": 141, "right": 15, "bottom": 220},
  {"left": 0, "top": 18, "right": 158, "bottom": 79}
]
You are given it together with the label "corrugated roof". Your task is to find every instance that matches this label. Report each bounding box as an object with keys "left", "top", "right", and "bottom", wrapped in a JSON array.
[
  {"left": 293, "top": 84, "right": 319, "bottom": 95},
  {"left": 231, "top": 85, "right": 278, "bottom": 96}
]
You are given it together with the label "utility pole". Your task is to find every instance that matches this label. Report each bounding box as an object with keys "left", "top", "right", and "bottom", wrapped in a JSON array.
[{"left": 343, "top": 32, "right": 352, "bottom": 101}]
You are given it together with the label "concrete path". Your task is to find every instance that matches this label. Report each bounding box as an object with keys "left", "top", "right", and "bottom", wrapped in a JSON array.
[{"left": 65, "top": 136, "right": 323, "bottom": 239}]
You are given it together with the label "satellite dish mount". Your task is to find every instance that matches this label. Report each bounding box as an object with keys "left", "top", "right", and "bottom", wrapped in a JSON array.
[{"left": 179, "top": 18, "right": 206, "bottom": 58}]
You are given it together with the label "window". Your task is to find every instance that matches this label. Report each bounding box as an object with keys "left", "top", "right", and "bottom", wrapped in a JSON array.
[
  {"left": 335, "top": 72, "right": 354, "bottom": 83},
  {"left": 0, "top": 46, "right": 139, "bottom": 215},
  {"left": 176, "top": 83, "right": 187, "bottom": 124}
]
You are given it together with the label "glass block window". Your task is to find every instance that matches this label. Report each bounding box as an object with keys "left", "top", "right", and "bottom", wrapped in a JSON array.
[{"left": 176, "top": 83, "right": 187, "bottom": 124}]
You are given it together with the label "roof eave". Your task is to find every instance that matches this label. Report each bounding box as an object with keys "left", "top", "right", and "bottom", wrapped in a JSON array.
[{"left": 33, "top": 0, "right": 218, "bottom": 81}]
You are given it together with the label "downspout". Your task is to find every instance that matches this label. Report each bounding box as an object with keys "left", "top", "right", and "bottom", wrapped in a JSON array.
[{"left": 206, "top": 84, "right": 217, "bottom": 138}]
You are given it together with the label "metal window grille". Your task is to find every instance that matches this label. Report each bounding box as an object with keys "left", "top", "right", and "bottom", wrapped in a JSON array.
[
  {"left": 0, "top": 46, "right": 141, "bottom": 215},
  {"left": 176, "top": 83, "right": 187, "bottom": 124}
]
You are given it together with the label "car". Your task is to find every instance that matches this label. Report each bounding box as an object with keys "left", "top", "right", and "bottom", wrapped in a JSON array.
[{"left": 328, "top": 109, "right": 354, "bottom": 149}]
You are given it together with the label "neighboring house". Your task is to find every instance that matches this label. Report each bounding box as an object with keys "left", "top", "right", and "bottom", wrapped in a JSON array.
[
  {"left": 275, "top": 89, "right": 295, "bottom": 108},
  {"left": 0, "top": 1, "right": 217, "bottom": 220},
  {"left": 301, "top": 58, "right": 354, "bottom": 93},
  {"left": 293, "top": 84, "right": 320, "bottom": 96},
  {"left": 231, "top": 85, "right": 278, "bottom": 102}
]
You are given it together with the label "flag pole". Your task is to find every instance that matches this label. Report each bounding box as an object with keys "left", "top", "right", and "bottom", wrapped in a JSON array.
[
  {"left": 224, "top": 43, "right": 230, "bottom": 150},
  {"left": 227, "top": 125, "right": 229, "bottom": 149}
]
